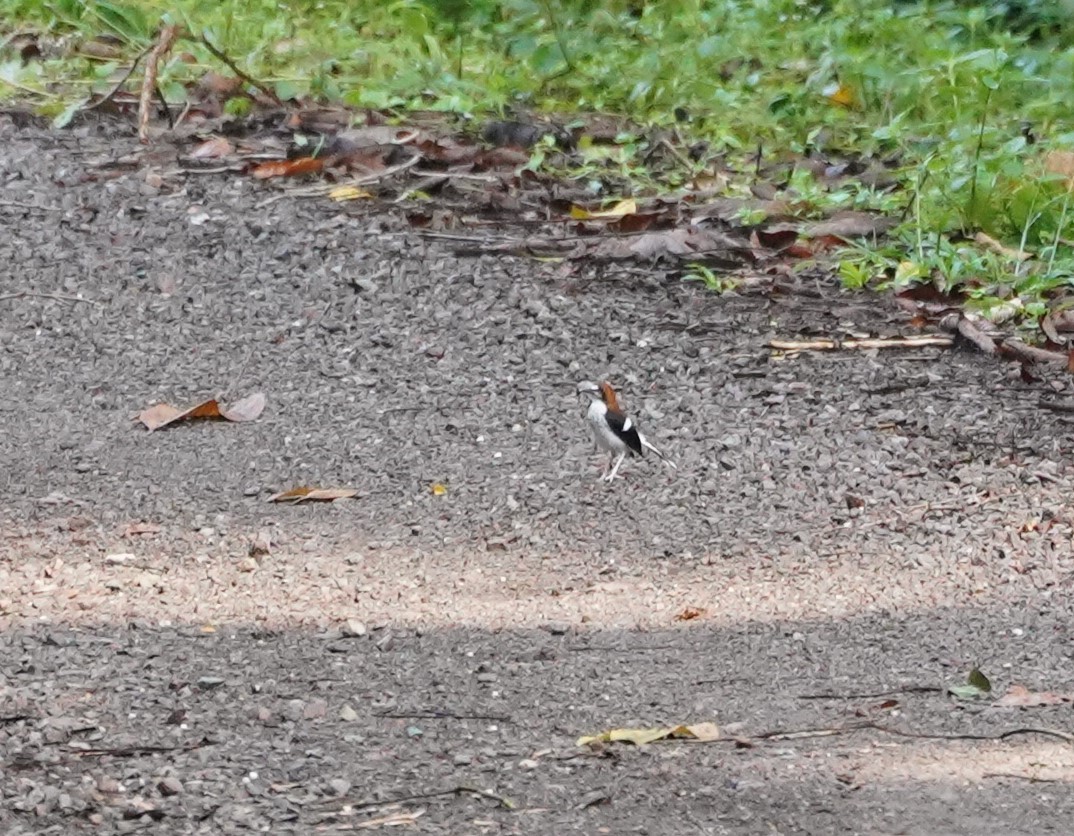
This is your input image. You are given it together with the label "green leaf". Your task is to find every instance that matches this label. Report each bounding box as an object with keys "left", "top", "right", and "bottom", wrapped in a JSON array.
[
  {"left": 92, "top": 1, "right": 151, "bottom": 43},
  {"left": 52, "top": 99, "right": 85, "bottom": 129},
  {"left": 968, "top": 668, "right": 992, "bottom": 693},
  {"left": 948, "top": 668, "right": 992, "bottom": 700}
]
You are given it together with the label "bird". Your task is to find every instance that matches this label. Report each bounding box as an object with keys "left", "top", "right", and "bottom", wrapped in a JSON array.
[{"left": 576, "top": 380, "right": 676, "bottom": 482}]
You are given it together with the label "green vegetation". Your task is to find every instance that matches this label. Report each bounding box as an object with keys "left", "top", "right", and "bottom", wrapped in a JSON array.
[{"left": 5, "top": 0, "right": 1074, "bottom": 324}]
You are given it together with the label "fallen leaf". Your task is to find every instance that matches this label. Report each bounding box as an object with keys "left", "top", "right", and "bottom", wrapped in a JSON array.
[
  {"left": 570, "top": 198, "right": 637, "bottom": 221},
  {"left": 267, "top": 487, "right": 359, "bottom": 503},
  {"left": 135, "top": 399, "right": 223, "bottom": 431},
  {"left": 220, "top": 392, "right": 266, "bottom": 423},
  {"left": 801, "top": 211, "right": 897, "bottom": 240},
  {"left": 430, "top": 482, "right": 448, "bottom": 496},
  {"left": 122, "top": 522, "right": 161, "bottom": 537},
  {"left": 824, "top": 82, "right": 858, "bottom": 108},
  {"left": 577, "top": 722, "right": 720, "bottom": 747},
  {"left": 329, "top": 185, "right": 374, "bottom": 201},
  {"left": 975, "top": 231, "right": 1031, "bottom": 261},
  {"left": 993, "top": 684, "right": 1074, "bottom": 708},
  {"left": 674, "top": 606, "right": 705, "bottom": 621},
  {"left": 251, "top": 157, "right": 325, "bottom": 179},
  {"left": 135, "top": 393, "right": 265, "bottom": 430},
  {"left": 189, "top": 137, "right": 234, "bottom": 159},
  {"left": 947, "top": 667, "right": 992, "bottom": 700}
]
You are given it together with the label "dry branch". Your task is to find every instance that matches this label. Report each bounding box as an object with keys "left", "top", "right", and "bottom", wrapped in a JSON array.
[
  {"left": 769, "top": 335, "right": 952, "bottom": 352},
  {"left": 138, "top": 24, "right": 180, "bottom": 143}
]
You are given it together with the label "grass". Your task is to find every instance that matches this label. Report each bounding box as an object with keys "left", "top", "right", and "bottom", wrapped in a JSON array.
[{"left": 5, "top": 0, "right": 1074, "bottom": 327}]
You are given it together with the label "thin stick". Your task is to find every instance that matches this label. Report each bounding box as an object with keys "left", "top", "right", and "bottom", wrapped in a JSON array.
[
  {"left": 0, "top": 291, "right": 101, "bottom": 305},
  {"left": 0, "top": 201, "right": 63, "bottom": 212},
  {"left": 374, "top": 710, "right": 511, "bottom": 722},
  {"left": 138, "top": 24, "right": 180, "bottom": 143},
  {"left": 769, "top": 336, "right": 952, "bottom": 352},
  {"left": 798, "top": 686, "right": 944, "bottom": 701},
  {"left": 83, "top": 42, "right": 153, "bottom": 113},
  {"left": 197, "top": 34, "right": 283, "bottom": 107}
]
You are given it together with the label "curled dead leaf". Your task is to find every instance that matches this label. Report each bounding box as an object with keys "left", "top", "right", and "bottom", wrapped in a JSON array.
[
  {"left": 135, "top": 393, "right": 265, "bottom": 431},
  {"left": 578, "top": 722, "right": 720, "bottom": 747},
  {"left": 674, "top": 606, "right": 705, "bottom": 622},
  {"left": 251, "top": 157, "right": 325, "bottom": 179},
  {"left": 268, "top": 487, "right": 358, "bottom": 503},
  {"left": 220, "top": 392, "right": 266, "bottom": 423}
]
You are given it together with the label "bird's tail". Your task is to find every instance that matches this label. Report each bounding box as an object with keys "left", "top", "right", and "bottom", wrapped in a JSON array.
[{"left": 641, "top": 436, "right": 677, "bottom": 469}]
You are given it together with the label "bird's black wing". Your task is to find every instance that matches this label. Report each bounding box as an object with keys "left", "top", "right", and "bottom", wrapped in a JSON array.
[{"left": 605, "top": 409, "right": 644, "bottom": 456}]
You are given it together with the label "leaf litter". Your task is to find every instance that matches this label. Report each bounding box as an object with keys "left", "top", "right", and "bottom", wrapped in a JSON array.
[{"left": 135, "top": 392, "right": 266, "bottom": 431}]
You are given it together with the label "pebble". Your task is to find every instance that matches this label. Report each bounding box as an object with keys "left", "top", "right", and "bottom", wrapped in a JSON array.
[{"left": 157, "top": 776, "right": 183, "bottom": 796}]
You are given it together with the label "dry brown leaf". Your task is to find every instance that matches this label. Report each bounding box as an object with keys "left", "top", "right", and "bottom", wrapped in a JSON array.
[
  {"left": 136, "top": 399, "right": 220, "bottom": 431},
  {"left": 135, "top": 393, "right": 265, "bottom": 430},
  {"left": 674, "top": 606, "right": 705, "bottom": 621},
  {"left": 122, "top": 522, "right": 161, "bottom": 537},
  {"left": 189, "top": 137, "right": 234, "bottom": 159},
  {"left": 1044, "top": 150, "right": 1074, "bottom": 190},
  {"left": 993, "top": 684, "right": 1074, "bottom": 708},
  {"left": 802, "top": 211, "right": 897, "bottom": 240},
  {"left": 251, "top": 157, "right": 325, "bottom": 179},
  {"left": 220, "top": 392, "right": 266, "bottom": 423},
  {"left": 268, "top": 487, "right": 358, "bottom": 503}
]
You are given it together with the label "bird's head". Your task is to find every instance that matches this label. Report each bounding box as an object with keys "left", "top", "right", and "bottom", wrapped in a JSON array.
[{"left": 576, "top": 380, "right": 620, "bottom": 410}]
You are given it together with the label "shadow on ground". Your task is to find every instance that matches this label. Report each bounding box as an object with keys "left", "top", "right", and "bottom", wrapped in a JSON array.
[{"left": 2, "top": 117, "right": 1074, "bottom": 835}]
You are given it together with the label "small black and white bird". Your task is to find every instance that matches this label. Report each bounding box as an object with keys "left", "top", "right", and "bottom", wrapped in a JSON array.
[{"left": 577, "top": 380, "right": 676, "bottom": 482}]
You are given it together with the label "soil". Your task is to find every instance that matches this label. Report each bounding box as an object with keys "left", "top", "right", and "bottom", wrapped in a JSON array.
[{"left": 2, "top": 115, "right": 1074, "bottom": 835}]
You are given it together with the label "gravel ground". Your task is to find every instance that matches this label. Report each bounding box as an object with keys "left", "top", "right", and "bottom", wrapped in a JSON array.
[{"left": 2, "top": 116, "right": 1074, "bottom": 834}]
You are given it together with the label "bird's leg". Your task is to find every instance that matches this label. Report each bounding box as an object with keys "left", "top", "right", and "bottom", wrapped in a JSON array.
[{"left": 605, "top": 451, "right": 626, "bottom": 482}]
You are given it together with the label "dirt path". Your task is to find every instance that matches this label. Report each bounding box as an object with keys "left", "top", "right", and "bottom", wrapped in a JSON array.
[{"left": 2, "top": 117, "right": 1074, "bottom": 834}]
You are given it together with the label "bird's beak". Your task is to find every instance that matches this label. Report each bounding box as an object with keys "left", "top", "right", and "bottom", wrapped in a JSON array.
[{"left": 576, "top": 380, "right": 600, "bottom": 398}]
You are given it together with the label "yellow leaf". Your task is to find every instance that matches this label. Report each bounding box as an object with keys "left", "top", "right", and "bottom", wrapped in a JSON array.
[
  {"left": 577, "top": 722, "right": 719, "bottom": 747},
  {"left": 431, "top": 482, "right": 447, "bottom": 496},
  {"left": 569, "top": 198, "right": 637, "bottom": 220},
  {"left": 329, "top": 185, "right": 374, "bottom": 201},
  {"left": 824, "top": 82, "right": 857, "bottom": 109},
  {"left": 200, "top": 624, "right": 216, "bottom": 634}
]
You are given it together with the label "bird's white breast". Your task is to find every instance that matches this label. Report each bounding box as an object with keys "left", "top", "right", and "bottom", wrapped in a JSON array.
[{"left": 587, "top": 400, "right": 629, "bottom": 454}]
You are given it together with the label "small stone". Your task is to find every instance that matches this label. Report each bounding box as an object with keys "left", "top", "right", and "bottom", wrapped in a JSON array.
[
  {"left": 303, "top": 699, "right": 328, "bottom": 720},
  {"left": 339, "top": 704, "right": 358, "bottom": 722},
  {"left": 157, "top": 777, "right": 183, "bottom": 797},
  {"left": 540, "top": 622, "right": 570, "bottom": 636},
  {"left": 196, "top": 676, "right": 225, "bottom": 690},
  {"left": 237, "top": 557, "right": 258, "bottom": 573},
  {"left": 340, "top": 619, "right": 366, "bottom": 638},
  {"left": 105, "top": 553, "right": 135, "bottom": 565},
  {"left": 453, "top": 754, "right": 472, "bottom": 766},
  {"left": 476, "top": 673, "right": 497, "bottom": 683},
  {"left": 327, "top": 778, "right": 351, "bottom": 796}
]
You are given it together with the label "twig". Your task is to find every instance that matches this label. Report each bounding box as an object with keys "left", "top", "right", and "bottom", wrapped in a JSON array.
[
  {"left": 139, "top": 24, "right": 180, "bottom": 143},
  {"left": 658, "top": 137, "right": 697, "bottom": 171},
  {"left": 82, "top": 42, "right": 153, "bottom": 113},
  {"left": 317, "top": 784, "right": 515, "bottom": 814},
  {"left": 0, "top": 291, "right": 101, "bottom": 305},
  {"left": 798, "top": 686, "right": 944, "bottom": 700},
  {"left": 67, "top": 740, "right": 210, "bottom": 759},
  {"left": 939, "top": 313, "right": 998, "bottom": 355},
  {"left": 999, "top": 338, "right": 1068, "bottom": 366},
  {"left": 982, "top": 772, "right": 1061, "bottom": 783},
  {"left": 374, "top": 710, "right": 511, "bottom": 722},
  {"left": 197, "top": 34, "right": 283, "bottom": 107},
  {"left": 0, "top": 200, "right": 63, "bottom": 212},
  {"left": 1039, "top": 398, "right": 1074, "bottom": 413},
  {"left": 751, "top": 721, "right": 1074, "bottom": 745},
  {"left": 769, "top": 335, "right": 952, "bottom": 352}
]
